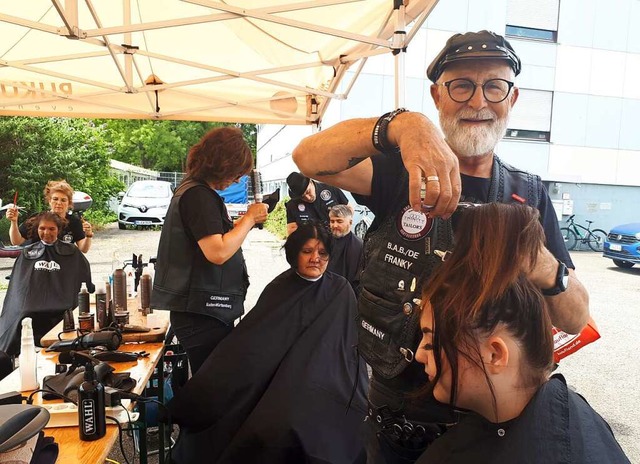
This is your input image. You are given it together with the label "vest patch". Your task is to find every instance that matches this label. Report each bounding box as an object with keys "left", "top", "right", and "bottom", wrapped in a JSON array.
[
  {"left": 361, "top": 319, "right": 386, "bottom": 341},
  {"left": 384, "top": 253, "right": 413, "bottom": 270},
  {"left": 298, "top": 203, "right": 306, "bottom": 212},
  {"left": 396, "top": 205, "right": 433, "bottom": 241},
  {"left": 319, "top": 189, "right": 332, "bottom": 201}
]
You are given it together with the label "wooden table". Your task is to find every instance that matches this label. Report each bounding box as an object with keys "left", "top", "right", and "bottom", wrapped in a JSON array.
[
  {"left": 0, "top": 317, "right": 170, "bottom": 463},
  {"left": 40, "top": 303, "right": 169, "bottom": 347}
]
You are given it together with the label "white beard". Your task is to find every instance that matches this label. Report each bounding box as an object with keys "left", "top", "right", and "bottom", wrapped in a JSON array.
[{"left": 439, "top": 107, "right": 510, "bottom": 158}]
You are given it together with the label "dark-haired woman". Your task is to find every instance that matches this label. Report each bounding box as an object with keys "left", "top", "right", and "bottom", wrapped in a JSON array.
[
  {"left": 0, "top": 212, "right": 93, "bottom": 355},
  {"left": 415, "top": 203, "right": 629, "bottom": 464},
  {"left": 151, "top": 126, "right": 268, "bottom": 374},
  {"left": 168, "top": 222, "right": 368, "bottom": 464}
]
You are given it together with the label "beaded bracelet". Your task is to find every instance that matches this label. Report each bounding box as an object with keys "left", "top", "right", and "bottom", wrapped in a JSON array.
[{"left": 371, "top": 107, "right": 408, "bottom": 154}]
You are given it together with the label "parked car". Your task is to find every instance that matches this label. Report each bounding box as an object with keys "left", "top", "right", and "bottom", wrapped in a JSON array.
[
  {"left": 603, "top": 223, "right": 640, "bottom": 268},
  {"left": 117, "top": 180, "right": 173, "bottom": 229}
]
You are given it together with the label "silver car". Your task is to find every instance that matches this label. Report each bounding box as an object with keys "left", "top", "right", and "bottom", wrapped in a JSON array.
[{"left": 117, "top": 180, "right": 173, "bottom": 229}]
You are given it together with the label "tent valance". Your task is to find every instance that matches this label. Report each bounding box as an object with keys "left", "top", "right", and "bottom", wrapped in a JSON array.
[{"left": 0, "top": 0, "right": 436, "bottom": 124}]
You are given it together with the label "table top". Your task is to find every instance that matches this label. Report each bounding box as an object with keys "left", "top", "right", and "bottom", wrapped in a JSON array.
[
  {"left": 39, "top": 301, "right": 169, "bottom": 347},
  {"left": 0, "top": 340, "right": 166, "bottom": 463}
]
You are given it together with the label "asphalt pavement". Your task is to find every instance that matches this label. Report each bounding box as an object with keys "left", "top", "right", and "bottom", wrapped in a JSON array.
[{"left": 0, "top": 226, "right": 638, "bottom": 462}]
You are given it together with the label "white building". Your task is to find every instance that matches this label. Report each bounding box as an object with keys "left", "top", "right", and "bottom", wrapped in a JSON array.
[{"left": 256, "top": 0, "right": 640, "bottom": 231}]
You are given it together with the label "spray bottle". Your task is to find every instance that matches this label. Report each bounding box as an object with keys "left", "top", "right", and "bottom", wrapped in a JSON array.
[
  {"left": 95, "top": 283, "right": 107, "bottom": 329},
  {"left": 19, "top": 317, "right": 39, "bottom": 391},
  {"left": 77, "top": 353, "right": 106, "bottom": 441},
  {"left": 140, "top": 268, "right": 152, "bottom": 315},
  {"left": 78, "top": 282, "right": 90, "bottom": 314}
]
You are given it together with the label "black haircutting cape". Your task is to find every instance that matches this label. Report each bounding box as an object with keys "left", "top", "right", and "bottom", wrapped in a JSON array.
[
  {"left": 0, "top": 241, "right": 93, "bottom": 355},
  {"left": 417, "top": 374, "right": 630, "bottom": 464},
  {"left": 168, "top": 269, "right": 368, "bottom": 464},
  {"left": 327, "top": 232, "right": 363, "bottom": 292}
]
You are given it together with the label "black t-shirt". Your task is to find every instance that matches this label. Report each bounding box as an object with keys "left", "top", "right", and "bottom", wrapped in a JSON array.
[
  {"left": 285, "top": 181, "right": 349, "bottom": 226},
  {"left": 355, "top": 154, "right": 573, "bottom": 268},
  {"left": 19, "top": 212, "right": 85, "bottom": 244},
  {"left": 179, "top": 185, "right": 227, "bottom": 242}
]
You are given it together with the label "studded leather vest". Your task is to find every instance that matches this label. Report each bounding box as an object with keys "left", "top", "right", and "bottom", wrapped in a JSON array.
[
  {"left": 151, "top": 179, "right": 249, "bottom": 324},
  {"left": 358, "top": 156, "right": 541, "bottom": 379}
]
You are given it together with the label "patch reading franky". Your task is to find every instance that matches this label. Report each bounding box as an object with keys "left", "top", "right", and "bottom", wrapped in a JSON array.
[
  {"left": 396, "top": 205, "right": 433, "bottom": 241},
  {"left": 298, "top": 203, "right": 306, "bottom": 212},
  {"left": 319, "top": 189, "right": 332, "bottom": 201}
]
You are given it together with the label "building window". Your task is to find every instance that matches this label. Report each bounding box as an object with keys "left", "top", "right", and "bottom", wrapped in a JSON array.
[
  {"left": 504, "top": 129, "right": 551, "bottom": 142},
  {"left": 506, "top": 0, "right": 558, "bottom": 42},
  {"left": 505, "top": 25, "right": 557, "bottom": 42}
]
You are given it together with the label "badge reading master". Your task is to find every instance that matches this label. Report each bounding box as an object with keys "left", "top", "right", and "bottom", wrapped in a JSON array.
[{"left": 396, "top": 205, "right": 433, "bottom": 240}]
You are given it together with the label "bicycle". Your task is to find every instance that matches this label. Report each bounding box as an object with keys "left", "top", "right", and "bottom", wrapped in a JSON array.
[{"left": 560, "top": 215, "right": 608, "bottom": 252}]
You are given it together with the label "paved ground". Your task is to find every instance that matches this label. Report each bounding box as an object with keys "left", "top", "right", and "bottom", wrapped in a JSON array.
[{"left": 1, "top": 226, "right": 638, "bottom": 462}]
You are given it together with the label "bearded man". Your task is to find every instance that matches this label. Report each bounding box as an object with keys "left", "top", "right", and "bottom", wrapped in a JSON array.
[
  {"left": 292, "top": 30, "right": 589, "bottom": 464},
  {"left": 326, "top": 204, "right": 363, "bottom": 292}
]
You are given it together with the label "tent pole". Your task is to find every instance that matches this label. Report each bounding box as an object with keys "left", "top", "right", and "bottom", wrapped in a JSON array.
[{"left": 392, "top": 0, "right": 407, "bottom": 109}]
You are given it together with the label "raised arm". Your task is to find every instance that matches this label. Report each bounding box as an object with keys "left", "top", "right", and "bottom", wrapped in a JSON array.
[
  {"left": 6, "top": 207, "right": 26, "bottom": 246},
  {"left": 528, "top": 247, "right": 590, "bottom": 334},
  {"left": 292, "top": 111, "right": 461, "bottom": 217}
]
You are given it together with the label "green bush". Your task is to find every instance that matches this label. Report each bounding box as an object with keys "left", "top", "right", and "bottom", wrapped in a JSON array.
[
  {"left": 264, "top": 200, "right": 287, "bottom": 240},
  {"left": 0, "top": 218, "right": 9, "bottom": 243}
]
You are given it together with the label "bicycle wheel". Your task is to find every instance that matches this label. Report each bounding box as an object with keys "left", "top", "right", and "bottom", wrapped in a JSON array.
[
  {"left": 560, "top": 228, "right": 577, "bottom": 251},
  {"left": 587, "top": 229, "right": 608, "bottom": 252}
]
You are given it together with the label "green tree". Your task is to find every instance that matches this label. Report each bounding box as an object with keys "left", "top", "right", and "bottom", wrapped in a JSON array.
[
  {"left": 99, "top": 120, "right": 258, "bottom": 172},
  {"left": 0, "top": 116, "right": 123, "bottom": 219}
]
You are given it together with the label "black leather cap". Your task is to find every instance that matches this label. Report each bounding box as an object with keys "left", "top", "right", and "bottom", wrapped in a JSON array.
[
  {"left": 286, "top": 172, "right": 310, "bottom": 199},
  {"left": 427, "top": 30, "right": 521, "bottom": 83}
]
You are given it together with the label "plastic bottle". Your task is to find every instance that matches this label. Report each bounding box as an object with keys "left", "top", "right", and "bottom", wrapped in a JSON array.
[
  {"left": 140, "top": 269, "right": 152, "bottom": 315},
  {"left": 126, "top": 269, "right": 135, "bottom": 298},
  {"left": 112, "top": 269, "right": 127, "bottom": 312},
  {"left": 62, "top": 308, "right": 75, "bottom": 332},
  {"left": 78, "top": 362, "right": 106, "bottom": 441},
  {"left": 78, "top": 282, "right": 90, "bottom": 314},
  {"left": 95, "top": 283, "right": 107, "bottom": 329},
  {"left": 146, "top": 262, "right": 155, "bottom": 282},
  {"left": 19, "top": 317, "right": 39, "bottom": 391}
]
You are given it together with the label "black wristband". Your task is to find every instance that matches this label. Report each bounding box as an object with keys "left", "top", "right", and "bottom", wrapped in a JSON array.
[{"left": 372, "top": 108, "right": 408, "bottom": 154}]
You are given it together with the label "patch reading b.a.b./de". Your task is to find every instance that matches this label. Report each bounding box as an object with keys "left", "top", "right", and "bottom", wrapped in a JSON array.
[{"left": 396, "top": 205, "right": 433, "bottom": 241}]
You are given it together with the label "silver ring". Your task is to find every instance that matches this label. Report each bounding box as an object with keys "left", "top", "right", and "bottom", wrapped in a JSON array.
[{"left": 425, "top": 175, "right": 439, "bottom": 182}]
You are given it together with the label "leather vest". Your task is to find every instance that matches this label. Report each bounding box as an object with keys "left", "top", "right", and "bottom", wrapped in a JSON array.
[
  {"left": 358, "top": 156, "right": 541, "bottom": 379},
  {"left": 151, "top": 179, "right": 249, "bottom": 324}
]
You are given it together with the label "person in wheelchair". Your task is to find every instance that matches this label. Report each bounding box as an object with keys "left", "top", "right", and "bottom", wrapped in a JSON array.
[{"left": 0, "top": 212, "right": 94, "bottom": 356}]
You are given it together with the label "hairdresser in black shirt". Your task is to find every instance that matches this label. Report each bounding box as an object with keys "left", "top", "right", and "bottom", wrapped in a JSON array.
[{"left": 151, "top": 127, "right": 268, "bottom": 374}]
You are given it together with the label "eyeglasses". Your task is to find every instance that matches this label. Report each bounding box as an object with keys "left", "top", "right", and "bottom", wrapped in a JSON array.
[{"left": 443, "top": 78, "right": 514, "bottom": 104}]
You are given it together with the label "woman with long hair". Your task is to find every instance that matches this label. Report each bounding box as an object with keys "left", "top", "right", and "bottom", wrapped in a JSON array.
[
  {"left": 151, "top": 126, "right": 268, "bottom": 374},
  {"left": 415, "top": 203, "right": 629, "bottom": 463}
]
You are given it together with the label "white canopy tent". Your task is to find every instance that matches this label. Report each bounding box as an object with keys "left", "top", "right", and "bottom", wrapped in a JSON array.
[{"left": 0, "top": 0, "right": 437, "bottom": 125}]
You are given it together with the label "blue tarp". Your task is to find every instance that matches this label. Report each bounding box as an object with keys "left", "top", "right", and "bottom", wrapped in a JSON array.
[{"left": 216, "top": 175, "right": 248, "bottom": 204}]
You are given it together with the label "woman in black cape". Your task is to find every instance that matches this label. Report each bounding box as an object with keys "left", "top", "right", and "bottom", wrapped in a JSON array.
[{"left": 168, "top": 221, "right": 368, "bottom": 464}]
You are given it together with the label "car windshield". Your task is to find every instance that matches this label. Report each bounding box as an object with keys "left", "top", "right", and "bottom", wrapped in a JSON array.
[{"left": 127, "top": 183, "right": 170, "bottom": 198}]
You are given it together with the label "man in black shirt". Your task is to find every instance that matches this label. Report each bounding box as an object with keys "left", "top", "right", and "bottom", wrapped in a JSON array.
[
  {"left": 285, "top": 171, "right": 349, "bottom": 235},
  {"left": 293, "top": 30, "right": 590, "bottom": 464}
]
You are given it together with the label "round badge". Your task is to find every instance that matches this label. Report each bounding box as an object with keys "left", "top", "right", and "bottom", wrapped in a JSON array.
[
  {"left": 396, "top": 205, "right": 433, "bottom": 241},
  {"left": 298, "top": 203, "right": 306, "bottom": 212},
  {"left": 402, "top": 302, "right": 413, "bottom": 315},
  {"left": 62, "top": 233, "right": 73, "bottom": 243},
  {"left": 319, "top": 189, "right": 332, "bottom": 201}
]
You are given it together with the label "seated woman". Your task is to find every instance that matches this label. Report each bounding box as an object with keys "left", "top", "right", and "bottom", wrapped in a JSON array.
[
  {"left": 5, "top": 179, "right": 93, "bottom": 253},
  {"left": 168, "top": 221, "right": 368, "bottom": 464},
  {"left": 415, "top": 203, "right": 629, "bottom": 463},
  {"left": 0, "top": 212, "right": 94, "bottom": 355}
]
